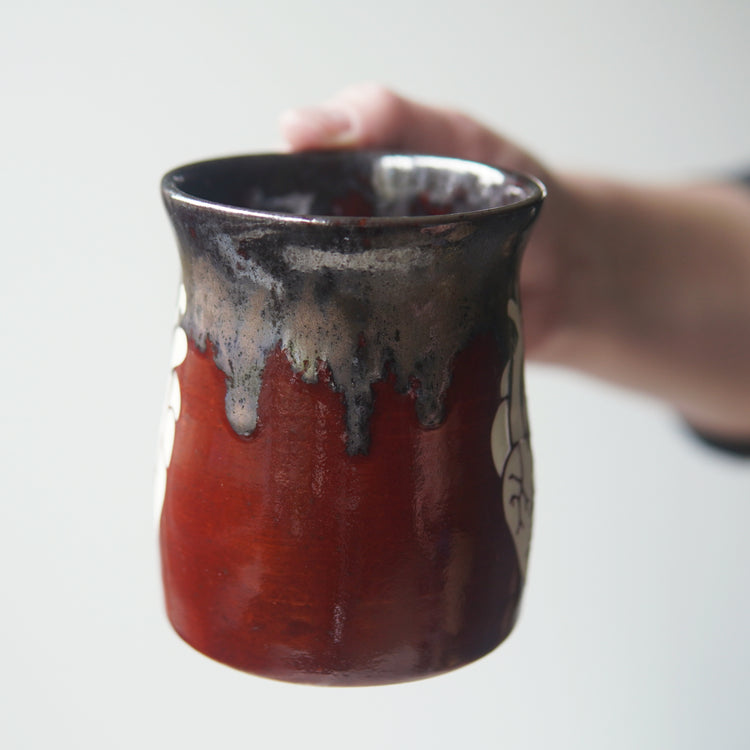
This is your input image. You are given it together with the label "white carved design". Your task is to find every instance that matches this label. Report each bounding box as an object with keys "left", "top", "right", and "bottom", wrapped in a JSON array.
[
  {"left": 153, "top": 284, "right": 187, "bottom": 526},
  {"left": 491, "top": 299, "right": 534, "bottom": 579}
]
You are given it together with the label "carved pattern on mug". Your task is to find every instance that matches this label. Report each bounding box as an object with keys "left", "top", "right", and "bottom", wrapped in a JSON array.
[
  {"left": 491, "top": 299, "right": 534, "bottom": 579},
  {"left": 153, "top": 284, "right": 187, "bottom": 525}
]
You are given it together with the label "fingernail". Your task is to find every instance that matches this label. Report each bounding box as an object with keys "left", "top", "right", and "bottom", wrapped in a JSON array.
[{"left": 280, "top": 105, "right": 357, "bottom": 147}]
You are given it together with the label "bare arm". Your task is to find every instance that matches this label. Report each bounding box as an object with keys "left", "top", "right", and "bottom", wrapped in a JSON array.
[{"left": 281, "top": 84, "right": 750, "bottom": 441}]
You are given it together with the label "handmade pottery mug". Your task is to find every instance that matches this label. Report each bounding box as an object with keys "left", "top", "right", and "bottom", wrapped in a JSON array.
[{"left": 156, "top": 151, "right": 545, "bottom": 685}]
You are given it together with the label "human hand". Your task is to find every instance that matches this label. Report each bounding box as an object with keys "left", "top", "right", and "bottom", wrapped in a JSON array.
[
  {"left": 280, "top": 83, "right": 569, "bottom": 362},
  {"left": 281, "top": 84, "right": 750, "bottom": 442}
]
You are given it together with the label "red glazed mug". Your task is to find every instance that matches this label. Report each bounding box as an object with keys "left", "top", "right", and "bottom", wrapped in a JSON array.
[{"left": 156, "top": 152, "right": 544, "bottom": 685}]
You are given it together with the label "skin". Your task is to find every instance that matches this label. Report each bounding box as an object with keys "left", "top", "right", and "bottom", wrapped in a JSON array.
[{"left": 280, "top": 84, "right": 750, "bottom": 442}]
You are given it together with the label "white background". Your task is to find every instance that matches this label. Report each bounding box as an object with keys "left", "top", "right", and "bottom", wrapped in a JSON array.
[{"left": 2, "top": 1, "right": 750, "bottom": 748}]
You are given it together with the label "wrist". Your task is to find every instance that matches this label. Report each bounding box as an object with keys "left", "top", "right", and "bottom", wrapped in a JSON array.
[
  {"left": 527, "top": 172, "right": 627, "bottom": 366},
  {"left": 538, "top": 173, "right": 750, "bottom": 441}
]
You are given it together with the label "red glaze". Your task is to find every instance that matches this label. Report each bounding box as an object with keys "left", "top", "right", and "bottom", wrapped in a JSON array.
[{"left": 160, "top": 335, "right": 521, "bottom": 685}]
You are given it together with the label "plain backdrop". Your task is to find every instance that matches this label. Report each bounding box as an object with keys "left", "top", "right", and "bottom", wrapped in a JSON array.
[{"left": 2, "top": 1, "right": 749, "bottom": 748}]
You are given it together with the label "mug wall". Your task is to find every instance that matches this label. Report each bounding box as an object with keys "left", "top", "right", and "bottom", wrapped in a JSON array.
[{"left": 1, "top": 1, "right": 749, "bottom": 748}]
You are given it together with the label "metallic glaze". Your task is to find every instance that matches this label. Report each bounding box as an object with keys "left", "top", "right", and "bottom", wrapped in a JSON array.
[{"left": 162, "top": 152, "right": 543, "bottom": 454}]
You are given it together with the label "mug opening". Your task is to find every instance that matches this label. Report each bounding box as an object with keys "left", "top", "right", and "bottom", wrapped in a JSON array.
[{"left": 163, "top": 151, "right": 544, "bottom": 222}]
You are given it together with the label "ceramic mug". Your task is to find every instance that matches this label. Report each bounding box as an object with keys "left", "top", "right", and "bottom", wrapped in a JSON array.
[{"left": 156, "top": 151, "right": 545, "bottom": 685}]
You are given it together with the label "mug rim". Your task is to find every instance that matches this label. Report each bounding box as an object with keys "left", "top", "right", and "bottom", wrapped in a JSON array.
[{"left": 161, "top": 151, "right": 546, "bottom": 228}]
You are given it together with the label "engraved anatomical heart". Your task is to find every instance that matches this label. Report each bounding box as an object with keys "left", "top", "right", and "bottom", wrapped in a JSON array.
[{"left": 491, "top": 299, "right": 534, "bottom": 580}]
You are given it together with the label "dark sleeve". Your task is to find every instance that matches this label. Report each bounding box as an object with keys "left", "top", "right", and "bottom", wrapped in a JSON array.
[
  {"left": 688, "top": 426, "right": 750, "bottom": 457},
  {"left": 688, "top": 169, "right": 750, "bottom": 456}
]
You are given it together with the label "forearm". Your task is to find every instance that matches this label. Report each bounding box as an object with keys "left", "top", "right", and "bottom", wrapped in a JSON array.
[{"left": 549, "top": 175, "right": 750, "bottom": 438}]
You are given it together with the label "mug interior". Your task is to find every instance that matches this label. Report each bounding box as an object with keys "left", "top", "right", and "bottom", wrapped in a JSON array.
[{"left": 165, "top": 152, "right": 543, "bottom": 220}]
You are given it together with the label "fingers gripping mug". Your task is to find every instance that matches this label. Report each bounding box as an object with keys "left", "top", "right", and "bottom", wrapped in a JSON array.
[{"left": 156, "top": 152, "right": 545, "bottom": 685}]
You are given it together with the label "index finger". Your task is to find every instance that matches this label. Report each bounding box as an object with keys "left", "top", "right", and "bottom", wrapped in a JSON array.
[{"left": 280, "top": 83, "right": 542, "bottom": 177}]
